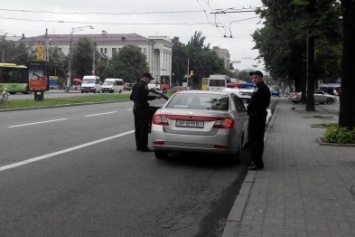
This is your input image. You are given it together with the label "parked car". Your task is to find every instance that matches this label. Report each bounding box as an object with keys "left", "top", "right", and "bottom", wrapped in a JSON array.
[
  {"left": 124, "top": 83, "right": 132, "bottom": 91},
  {"left": 101, "top": 78, "right": 124, "bottom": 93},
  {"left": 288, "top": 90, "right": 337, "bottom": 104},
  {"left": 222, "top": 87, "right": 254, "bottom": 104},
  {"left": 81, "top": 75, "right": 102, "bottom": 93},
  {"left": 271, "top": 88, "right": 280, "bottom": 97},
  {"left": 150, "top": 90, "right": 249, "bottom": 162},
  {"left": 147, "top": 81, "right": 161, "bottom": 91}
]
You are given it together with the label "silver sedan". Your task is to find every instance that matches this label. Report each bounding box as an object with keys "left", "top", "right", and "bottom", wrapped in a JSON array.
[
  {"left": 288, "top": 90, "right": 337, "bottom": 104},
  {"left": 151, "top": 90, "right": 249, "bottom": 162}
]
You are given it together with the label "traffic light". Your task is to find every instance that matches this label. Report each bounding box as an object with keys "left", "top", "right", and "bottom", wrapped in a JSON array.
[
  {"left": 190, "top": 70, "right": 194, "bottom": 76},
  {"left": 37, "top": 45, "right": 45, "bottom": 60}
]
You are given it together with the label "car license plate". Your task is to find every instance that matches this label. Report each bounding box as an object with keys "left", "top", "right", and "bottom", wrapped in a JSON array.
[{"left": 175, "top": 120, "right": 204, "bottom": 128}]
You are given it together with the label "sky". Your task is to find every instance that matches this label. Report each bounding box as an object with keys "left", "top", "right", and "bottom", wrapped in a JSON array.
[{"left": 0, "top": 0, "right": 265, "bottom": 71}]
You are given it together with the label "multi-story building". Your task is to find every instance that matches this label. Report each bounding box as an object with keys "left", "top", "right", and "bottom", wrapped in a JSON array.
[
  {"left": 19, "top": 32, "right": 173, "bottom": 83},
  {"left": 212, "top": 46, "right": 230, "bottom": 70}
]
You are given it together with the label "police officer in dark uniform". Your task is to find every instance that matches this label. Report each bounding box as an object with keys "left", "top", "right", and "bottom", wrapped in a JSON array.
[
  {"left": 130, "top": 73, "right": 160, "bottom": 152},
  {"left": 247, "top": 70, "right": 271, "bottom": 170}
]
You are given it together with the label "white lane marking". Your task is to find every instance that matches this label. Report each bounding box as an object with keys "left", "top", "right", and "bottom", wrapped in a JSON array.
[
  {"left": 84, "top": 111, "right": 117, "bottom": 117},
  {"left": 8, "top": 118, "right": 68, "bottom": 128},
  {"left": 0, "top": 130, "right": 135, "bottom": 172}
]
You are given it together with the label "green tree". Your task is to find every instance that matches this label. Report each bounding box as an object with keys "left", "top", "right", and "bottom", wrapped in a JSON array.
[
  {"left": 186, "top": 31, "right": 226, "bottom": 89},
  {"left": 48, "top": 47, "right": 65, "bottom": 79},
  {"left": 72, "top": 37, "right": 95, "bottom": 79},
  {"left": 171, "top": 37, "right": 188, "bottom": 86},
  {"left": 115, "top": 44, "right": 148, "bottom": 83},
  {"left": 101, "top": 53, "right": 126, "bottom": 80},
  {"left": 0, "top": 37, "right": 29, "bottom": 65},
  {"left": 254, "top": 0, "right": 341, "bottom": 110}
]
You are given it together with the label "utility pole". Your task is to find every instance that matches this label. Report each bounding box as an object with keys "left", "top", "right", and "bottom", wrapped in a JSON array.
[
  {"left": 1, "top": 33, "right": 7, "bottom": 62},
  {"left": 45, "top": 28, "right": 49, "bottom": 62},
  {"left": 92, "top": 40, "right": 96, "bottom": 75},
  {"left": 66, "top": 25, "right": 94, "bottom": 93},
  {"left": 186, "top": 59, "right": 190, "bottom": 88}
]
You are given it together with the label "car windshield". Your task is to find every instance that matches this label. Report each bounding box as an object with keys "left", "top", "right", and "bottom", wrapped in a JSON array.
[
  {"left": 82, "top": 79, "right": 95, "bottom": 84},
  {"left": 165, "top": 93, "right": 229, "bottom": 111},
  {"left": 104, "top": 81, "right": 114, "bottom": 85}
]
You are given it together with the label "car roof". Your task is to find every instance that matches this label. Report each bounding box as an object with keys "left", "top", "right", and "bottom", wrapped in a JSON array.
[{"left": 175, "top": 90, "right": 230, "bottom": 95}]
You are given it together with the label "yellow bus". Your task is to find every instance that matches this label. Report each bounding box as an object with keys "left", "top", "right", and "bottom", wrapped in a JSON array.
[{"left": 201, "top": 77, "right": 209, "bottom": 90}]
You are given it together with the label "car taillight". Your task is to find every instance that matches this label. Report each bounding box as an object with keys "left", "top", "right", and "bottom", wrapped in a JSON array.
[
  {"left": 152, "top": 114, "right": 169, "bottom": 126},
  {"left": 213, "top": 117, "right": 234, "bottom": 128}
]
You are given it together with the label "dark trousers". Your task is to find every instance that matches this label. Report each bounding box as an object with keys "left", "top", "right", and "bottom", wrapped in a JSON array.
[
  {"left": 133, "top": 106, "right": 157, "bottom": 150},
  {"left": 248, "top": 115, "right": 267, "bottom": 167},
  {"left": 133, "top": 107, "right": 149, "bottom": 150}
]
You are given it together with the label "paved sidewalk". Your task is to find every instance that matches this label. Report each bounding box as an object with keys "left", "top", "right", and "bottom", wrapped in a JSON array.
[{"left": 223, "top": 97, "right": 355, "bottom": 237}]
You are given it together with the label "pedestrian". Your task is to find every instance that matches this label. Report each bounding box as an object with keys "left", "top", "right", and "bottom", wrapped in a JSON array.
[
  {"left": 247, "top": 70, "right": 271, "bottom": 170},
  {"left": 130, "top": 72, "right": 161, "bottom": 152}
]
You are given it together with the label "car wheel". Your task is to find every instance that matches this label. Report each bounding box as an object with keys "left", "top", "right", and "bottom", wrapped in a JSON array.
[
  {"left": 226, "top": 141, "right": 242, "bottom": 164},
  {"left": 326, "top": 98, "right": 334, "bottom": 104},
  {"left": 154, "top": 150, "right": 168, "bottom": 159},
  {"left": 292, "top": 101, "right": 299, "bottom": 104}
]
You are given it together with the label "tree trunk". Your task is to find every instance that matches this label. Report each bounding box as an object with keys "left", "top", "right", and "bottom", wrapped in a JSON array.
[
  {"left": 339, "top": 0, "right": 355, "bottom": 129},
  {"left": 305, "top": 0, "right": 316, "bottom": 111},
  {"left": 306, "top": 33, "right": 315, "bottom": 111}
]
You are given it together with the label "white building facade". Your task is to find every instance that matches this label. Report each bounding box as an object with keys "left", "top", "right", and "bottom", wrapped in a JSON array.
[{"left": 19, "top": 32, "right": 173, "bottom": 82}]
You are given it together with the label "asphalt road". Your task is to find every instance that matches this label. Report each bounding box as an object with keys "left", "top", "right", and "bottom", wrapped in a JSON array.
[{"left": 0, "top": 99, "right": 248, "bottom": 237}]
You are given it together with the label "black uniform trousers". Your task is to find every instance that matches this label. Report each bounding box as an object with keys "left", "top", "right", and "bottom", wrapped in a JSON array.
[
  {"left": 133, "top": 106, "right": 156, "bottom": 150},
  {"left": 247, "top": 113, "right": 267, "bottom": 168}
]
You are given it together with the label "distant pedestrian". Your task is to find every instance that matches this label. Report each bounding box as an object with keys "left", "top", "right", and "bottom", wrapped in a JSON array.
[
  {"left": 62, "top": 81, "right": 67, "bottom": 91},
  {"left": 130, "top": 73, "right": 161, "bottom": 152},
  {"left": 247, "top": 70, "right": 271, "bottom": 170}
]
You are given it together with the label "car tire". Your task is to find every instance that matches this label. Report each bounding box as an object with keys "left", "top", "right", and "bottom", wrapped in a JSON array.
[
  {"left": 292, "top": 101, "right": 299, "bottom": 104},
  {"left": 326, "top": 98, "right": 334, "bottom": 104},
  {"left": 154, "top": 150, "right": 168, "bottom": 159}
]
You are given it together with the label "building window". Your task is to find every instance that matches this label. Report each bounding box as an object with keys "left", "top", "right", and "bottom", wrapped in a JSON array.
[
  {"left": 112, "top": 48, "right": 117, "bottom": 55},
  {"left": 104, "top": 48, "right": 107, "bottom": 54}
]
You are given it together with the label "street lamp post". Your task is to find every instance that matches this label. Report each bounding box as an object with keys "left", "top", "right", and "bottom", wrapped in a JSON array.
[{"left": 66, "top": 25, "right": 94, "bottom": 92}]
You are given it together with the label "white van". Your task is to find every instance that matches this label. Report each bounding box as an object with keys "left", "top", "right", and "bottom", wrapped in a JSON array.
[
  {"left": 81, "top": 75, "right": 102, "bottom": 93},
  {"left": 208, "top": 74, "right": 231, "bottom": 91},
  {"left": 102, "top": 78, "right": 124, "bottom": 93}
]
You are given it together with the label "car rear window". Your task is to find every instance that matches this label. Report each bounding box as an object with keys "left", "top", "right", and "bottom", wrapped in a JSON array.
[
  {"left": 166, "top": 93, "right": 229, "bottom": 111},
  {"left": 209, "top": 79, "right": 225, "bottom": 87}
]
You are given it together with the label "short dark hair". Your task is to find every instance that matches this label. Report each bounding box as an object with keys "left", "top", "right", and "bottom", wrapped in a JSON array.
[
  {"left": 142, "top": 72, "right": 153, "bottom": 80},
  {"left": 249, "top": 70, "right": 263, "bottom": 77}
]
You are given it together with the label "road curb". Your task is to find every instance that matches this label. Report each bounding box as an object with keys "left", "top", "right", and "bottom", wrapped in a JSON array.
[
  {"left": 221, "top": 99, "right": 279, "bottom": 237},
  {"left": 221, "top": 171, "right": 255, "bottom": 237}
]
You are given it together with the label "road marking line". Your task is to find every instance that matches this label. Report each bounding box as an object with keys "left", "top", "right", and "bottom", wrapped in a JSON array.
[
  {"left": 8, "top": 118, "right": 68, "bottom": 128},
  {"left": 0, "top": 130, "right": 134, "bottom": 172},
  {"left": 84, "top": 111, "right": 117, "bottom": 117}
]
